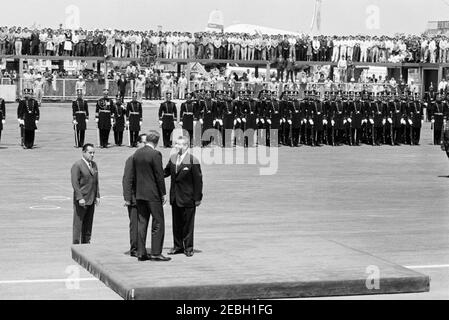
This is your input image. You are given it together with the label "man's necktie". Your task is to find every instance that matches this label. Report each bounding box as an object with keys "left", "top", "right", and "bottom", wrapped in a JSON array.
[{"left": 176, "top": 155, "right": 181, "bottom": 174}]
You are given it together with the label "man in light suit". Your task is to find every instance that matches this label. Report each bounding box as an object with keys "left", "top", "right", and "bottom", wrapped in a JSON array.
[
  {"left": 122, "top": 133, "right": 147, "bottom": 257},
  {"left": 132, "top": 130, "right": 171, "bottom": 261},
  {"left": 71, "top": 143, "right": 100, "bottom": 244},
  {"left": 164, "top": 136, "right": 203, "bottom": 257}
]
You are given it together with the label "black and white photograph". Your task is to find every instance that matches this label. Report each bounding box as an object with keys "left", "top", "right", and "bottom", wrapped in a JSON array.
[{"left": 1, "top": 0, "right": 449, "bottom": 307}]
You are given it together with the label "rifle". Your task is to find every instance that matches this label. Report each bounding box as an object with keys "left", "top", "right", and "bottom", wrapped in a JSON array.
[
  {"left": 126, "top": 117, "right": 131, "bottom": 147},
  {"left": 96, "top": 126, "right": 101, "bottom": 148},
  {"left": 19, "top": 124, "right": 24, "bottom": 147}
]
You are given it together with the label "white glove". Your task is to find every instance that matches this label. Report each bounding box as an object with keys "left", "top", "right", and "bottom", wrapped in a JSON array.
[
  {"left": 421, "top": 120, "right": 424, "bottom": 124},
  {"left": 200, "top": 119, "right": 204, "bottom": 124},
  {"left": 193, "top": 120, "right": 197, "bottom": 126},
  {"left": 281, "top": 118, "right": 285, "bottom": 123},
  {"left": 219, "top": 120, "right": 223, "bottom": 126},
  {"left": 35, "top": 120, "right": 39, "bottom": 125},
  {"left": 86, "top": 119, "right": 89, "bottom": 123},
  {"left": 95, "top": 118, "right": 99, "bottom": 123},
  {"left": 179, "top": 121, "right": 183, "bottom": 126},
  {"left": 387, "top": 117, "right": 392, "bottom": 123},
  {"left": 424, "top": 103, "right": 428, "bottom": 106},
  {"left": 287, "top": 120, "right": 292, "bottom": 125},
  {"left": 309, "top": 119, "right": 314, "bottom": 125},
  {"left": 18, "top": 119, "right": 24, "bottom": 125},
  {"left": 431, "top": 119, "right": 435, "bottom": 123},
  {"left": 242, "top": 118, "right": 246, "bottom": 123},
  {"left": 343, "top": 119, "right": 347, "bottom": 124},
  {"left": 73, "top": 120, "right": 78, "bottom": 125},
  {"left": 408, "top": 119, "right": 413, "bottom": 125},
  {"left": 233, "top": 119, "right": 237, "bottom": 125},
  {"left": 267, "top": 119, "right": 271, "bottom": 124},
  {"left": 126, "top": 121, "right": 129, "bottom": 125},
  {"left": 110, "top": 119, "right": 114, "bottom": 125},
  {"left": 323, "top": 119, "right": 328, "bottom": 125},
  {"left": 331, "top": 120, "right": 335, "bottom": 126},
  {"left": 382, "top": 119, "right": 386, "bottom": 125},
  {"left": 369, "top": 119, "right": 374, "bottom": 125},
  {"left": 139, "top": 121, "right": 142, "bottom": 126},
  {"left": 256, "top": 118, "right": 260, "bottom": 124},
  {"left": 1, "top": 120, "right": 4, "bottom": 125},
  {"left": 237, "top": 118, "right": 241, "bottom": 123},
  {"left": 347, "top": 118, "right": 352, "bottom": 123},
  {"left": 261, "top": 119, "right": 265, "bottom": 124},
  {"left": 159, "top": 120, "right": 162, "bottom": 125},
  {"left": 400, "top": 118, "right": 406, "bottom": 125},
  {"left": 213, "top": 119, "right": 217, "bottom": 126}
]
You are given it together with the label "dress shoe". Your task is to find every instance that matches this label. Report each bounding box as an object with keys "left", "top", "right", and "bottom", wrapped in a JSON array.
[
  {"left": 185, "top": 251, "right": 194, "bottom": 257},
  {"left": 149, "top": 254, "right": 171, "bottom": 261},
  {"left": 130, "top": 252, "right": 138, "bottom": 257},
  {"left": 137, "top": 255, "right": 151, "bottom": 261},
  {"left": 167, "top": 248, "right": 184, "bottom": 255}
]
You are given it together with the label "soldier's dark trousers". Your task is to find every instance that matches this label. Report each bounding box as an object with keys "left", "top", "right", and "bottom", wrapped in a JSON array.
[
  {"left": 353, "top": 128, "right": 362, "bottom": 145},
  {"left": 434, "top": 129, "right": 442, "bottom": 145},
  {"left": 291, "top": 128, "right": 300, "bottom": 146},
  {"left": 404, "top": 125, "right": 412, "bottom": 145},
  {"left": 76, "top": 129, "right": 85, "bottom": 147},
  {"left": 162, "top": 129, "right": 173, "bottom": 147},
  {"left": 283, "top": 123, "right": 291, "bottom": 146},
  {"left": 73, "top": 201, "right": 95, "bottom": 244},
  {"left": 393, "top": 127, "right": 402, "bottom": 145},
  {"left": 412, "top": 127, "right": 421, "bottom": 145},
  {"left": 0, "top": 130, "right": 2, "bottom": 143},
  {"left": 114, "top": 129, "right": 124, "bottom": 146},
  {"left": 99, "top": 129, "right": 110, "bottom": 148},
  {"left": 129, "top": 131, "right": 139, "bottom": 147},
  {"left": 127, "top": 205, "right": 138, "bottom": 255},
  {"left": 374, "top": 127, "right": 383, "bottom": 145},
  {"left": 24, "top": 129, "right": 35, "bottom": 149},
  {"left": 316, "top": 130, "right": 324, "bottom": 145}
]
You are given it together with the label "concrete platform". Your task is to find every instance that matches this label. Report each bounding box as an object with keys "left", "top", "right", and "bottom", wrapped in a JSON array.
[{"left": 72, "top": 236, "right": 429, "bottom": 300}]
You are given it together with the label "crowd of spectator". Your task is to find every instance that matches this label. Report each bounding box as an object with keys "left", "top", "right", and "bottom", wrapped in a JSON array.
[{"left": 1, "top": 26, "right": 449, "bottom": 64}]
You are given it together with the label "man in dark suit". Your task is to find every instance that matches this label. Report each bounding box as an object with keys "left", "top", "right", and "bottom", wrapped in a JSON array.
[
  {"left": 0, "top": 97, "right": 5, "bottom": 144},
  {"left": 122, "top": 133, "right": 147, "bottom": 257},
  {"left": 71, "top": 143, "right": 100, "bottom": 244},
  {"left": 132, "top": 130, "right": 171, "bottom": 261},
  {"left": 164, "top": 136, "right": 203, "bottom": 257}
]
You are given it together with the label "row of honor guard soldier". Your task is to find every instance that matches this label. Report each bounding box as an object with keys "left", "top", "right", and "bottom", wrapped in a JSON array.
[
  {"left": 17, "top": 88, "right": 40, "bottom": 149},
  {"left": 0, "top": 97, "right": 5, "bottom": 144}
]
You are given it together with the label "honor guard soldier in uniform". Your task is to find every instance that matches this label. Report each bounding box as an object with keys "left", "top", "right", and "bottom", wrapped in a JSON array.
[
  {"left": 351, "top": 92, "right": 364, "bottom": 146},
  {"left": 371, "top": 93, "right": 385, "bottom": 146},
  {"left": 256, "top": 91, "right": 268, "bottom": 146},
  {"left": 113, "top": 95, "right": 126, "bottom": 146},
  {"left": 95, "top": 88, "right": 115, "bottom": 148},
  {"left": 268, "top": 91, "right": 282, "bottom": 146},
  {"left": 126, "top": 92, "right": 143, "bottom": 147},
  {"left": 222, "top": 94, "right": 236, "bottom": 147},
  {"left": 258, "top": 83, "right": 270, "bottom": 100},
  {"left": 72, "top": 89, "right": 89, "bottom": 148},
  {"left": 411, "top": 93, "right": 423, "bottom": 145},
  {"left": 331, "top": 92, "right": 346, "bottom": 146},
  {"left": 158, "top": 91, "right": 177, "bottom": 148},
  {"left": 17, "top": 88, "right": 40, "bottom": 149},
  {"left": 390, "top": 93, "right": 403, "bottom": 145},
  {"left": 0, "top": 97, "right": 5, "bottom": 144},
  {"left": 425, "top": 83, "right": 436, "bottom": 121},
  {"left": 213, "top": 90, "right": 225, "bottom": 147},
  {"left": 431, "top": 93, "right": 448, "bottom": 145},
  {"left": 344, "top": 92, "right": 354, "bottom": 145},
  {"left": 199, "top": 90, "right": 216, "bottom": 147},
  {"left": 180, "top": 92, "right": 197, "bottom": 147}
]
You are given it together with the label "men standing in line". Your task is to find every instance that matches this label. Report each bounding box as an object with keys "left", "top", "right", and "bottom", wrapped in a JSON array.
[
  {"left": 17, "top": 88, "right": 40, "bottom": 149},
  {"left": 122, "top": 133, "right": 147, "bottom": 257},
  {"left": 180, "top": 92, "right": 196, "bottom": 147},
  {"left": 113, "top": 95, "right": 126, "bottom": 146},
  {"left": 126, "top": 91, "right": 143, "bottom": 147},
  {"left": 132, "top": 130, "right": 171, "bottom": 261},
  {"left": 158, "top": 92, "right": 177, "bottom": 148},
  {"left": 164, "top": 136, "right": 203, "bottom": 257},
  {"left": 72, "top": 89, "right": 89, "bottom": 148},
  {"left": 0, "top": 96, "right": 5, "bottom": 144},
  {"left": 71, "top": 143, "right": 100, "bottom": 244},
  {"left": 95, "top": 88, "right": 114, "bottom": 148}
]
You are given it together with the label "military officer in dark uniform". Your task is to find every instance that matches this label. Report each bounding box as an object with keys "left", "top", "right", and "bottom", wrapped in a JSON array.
[
  {"left": 113, "top": 95, "right": 126, "bottom": 146},
  {"left": 180, "top": 92, "right": 197, "bottom": 147},
  {"left": 0, "top": 96, "right": 5, "bottom": 144},
  {"left": 213, "top": 91, "right": 225, "bottom": 147},
  {"left": 158, "top": 91, "right": 177, "bottom": 148},
  {"left": 267, "top": 93, "right": 281, "bottom": 147},
  {"left": 350, "top": 92, "right": 364, "bottom": 146},
  {"left": 95, "top": 88, "right": 115, "bottom": 148},
  {"left": 199, "top": 90, "right": 216, "bottom": 147},
  {"left": 243, "top": 94, "right": 258, "bottom": 147},
  {"left": 72, "top": 89, "right": 89, "bottom": 148},
  {"left": 431, "top": 93, "right": 447, "bottom": 145},
  {"left": 290, "top": 94, "right": 303, "bottom": 147},
  {"left": 222, "top": 95, "right": 236, "bottom": 147},
  {"left": 126, "top": 92, "right": 143, "bottom": 147},
  {"left": 390, "top": 94, "right": 404, "bottom": 145},
  {"left": 411, "top": 93, "right": 423, "bottom": 145},
  {"left": 331, "top": 93, "right": 345, "bottom": 146},
  {"left": 371, "top": 94, "right": 385, "bottom": 146},
  {"left": 17, "top": 88, "right": 40, "bottom": 149}
]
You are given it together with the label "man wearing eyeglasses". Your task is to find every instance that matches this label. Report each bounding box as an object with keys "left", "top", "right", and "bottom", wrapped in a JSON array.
[{"left": 71, "top": 143, "right": 100, "bottom": 244}]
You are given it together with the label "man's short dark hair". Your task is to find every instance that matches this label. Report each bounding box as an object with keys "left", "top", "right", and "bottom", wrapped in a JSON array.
[
  {"left": 138, "top": 133, "right": 147, "bottom": 143},
  {"left": 82, "top": 143, "right": 94, "bottom": 152},
  {"left": 146, "top": 130, "right": 160, "bottom": 145}
]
